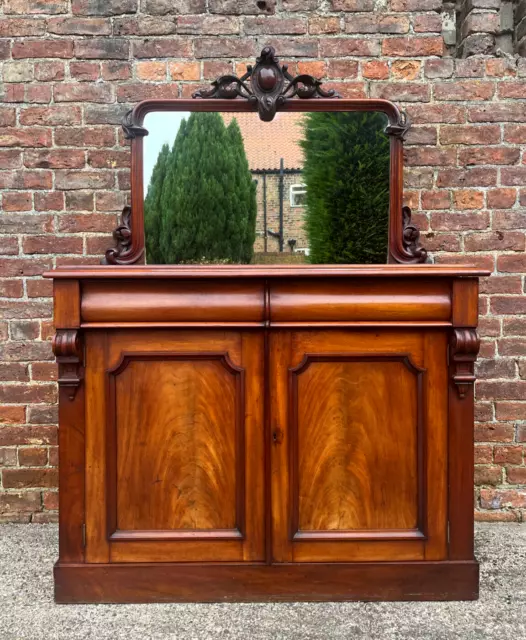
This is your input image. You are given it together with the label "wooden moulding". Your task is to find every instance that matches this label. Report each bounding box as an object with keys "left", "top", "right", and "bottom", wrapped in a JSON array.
[{"left": 54, "top": 561, "right": 479, "bottom": 603}]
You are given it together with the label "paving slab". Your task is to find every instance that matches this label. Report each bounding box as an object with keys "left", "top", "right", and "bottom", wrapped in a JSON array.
[{"left": 1, "top": 523, "right": 525, "bottom": 640}]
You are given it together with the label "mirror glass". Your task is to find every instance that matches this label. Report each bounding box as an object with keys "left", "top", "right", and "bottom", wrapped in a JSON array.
[{"left": 143, "top": 110, "right": 390, "bottom": 265}]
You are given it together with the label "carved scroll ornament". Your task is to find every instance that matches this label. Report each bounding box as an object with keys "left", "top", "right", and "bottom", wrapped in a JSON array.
[
  {"left": 193, "top": 46, "right": 340, "bottom": 122},
  {"left": 450, "top": 328, "right": 480, "bottom": 399},
  {"left": 102, "top": 205, "right": 136, "bottom": 265},
  {"left": 53, "top": 330, "right": 83, "bottom": 401},
  {"left": 402, "top": 206, "right": 427, "bottom": 263}
]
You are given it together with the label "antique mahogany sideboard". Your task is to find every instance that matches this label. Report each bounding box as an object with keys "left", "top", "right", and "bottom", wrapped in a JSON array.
[{"left": 46, "top": 264, "right": 486, "bottom": 602}]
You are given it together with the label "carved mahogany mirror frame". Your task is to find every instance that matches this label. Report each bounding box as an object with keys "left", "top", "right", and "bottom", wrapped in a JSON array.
[{"left": 105, "top": 47, "right": 426, "bottom": 265}]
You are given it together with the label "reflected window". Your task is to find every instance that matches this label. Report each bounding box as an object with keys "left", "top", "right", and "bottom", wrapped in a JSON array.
[{"left": 290, "top": 184, "right": 307, "bottom": 208}]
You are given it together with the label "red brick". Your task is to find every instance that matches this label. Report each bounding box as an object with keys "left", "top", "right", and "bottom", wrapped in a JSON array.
[
  {"left": 437, "top": 168, "right": 497, "bottom": 188},
  {"left": 0, "top": 492, "right": 41, "bottom": 515},
  {"left": 495, "top": 446, "right": 523, "bottom": 465},
  {"left": 475, "top": 423, "right": 515, "bottom": 442},
  {"left": 480, "top": 276, "right": 522, "bottom": 294},
  {"left": 408, "top": 104, "right": 465, "bottom": 124},
  {"left": 469, "top": 103, "right": 526, "bottom": 123},
  {"left": 135, "top": 38, "right": 196, "bottom": 58},
  {"left": 498, "top": 82, "right": 526, "bottom": 99},
  {"left": 421, "top": 191, "right": 450, "bottom": 210},
  {"left": 24, "top": 150, "right": 85, "bottom": 170},
  {"left": 453, "top": 190, "right": 484, "bottom": 210},
  {"left": 2, "top": 469, "right": 58, "bottom": 489},
  {"left": 478, "top": 381, "right": 526, "bottom": 400},
  {"left": 23, "top": 236, "right": 82, "bottom": 255},
  {"left": 0, "top": 406, "right": 26, "bottom": 424},
  {"left": 487, "top": 188, "right": 517, "bottom": 209},
  {"left": 309, "top": 16, "right": 340, "bottom": 35},
  {"left": 244, "top": 17, "right": 305, "bottom": 35},
  {"left": 486, "top": 59, "right": 517, "bottom": 78},
  {"left": 506, "top": 467, "right": 526, "bottom": 483},
  {"left": 475, "top": 445, "right": 493, "bottom": 464},
  {"left": 75, "top": 38, "right": 129, "bottom": 59},
  {"left": 480, "top": 489, "right": 526, "bottom": 509},
  {"left": 430, "top": 212, "right": 490, "bottom": 231},
  {"left": 504, "top": 125, "right": 526, "bottom": 144},
  {"left": 43, "top": 490, "right": 59, "bottom": 510},
  {"left": 501, "top": 167, "right": 526, "bottom": 186},
  {"left": 2, "top": 192, "right": 32, "bottom": 212},
  {"left": 26, "top": 85, "right": 52, "bottom": 104},
  {"left": 0, "top": 384, "right": 55, "bottom": 404},
  {"left": 371, "top": 82, "right": 429, "bottom": 102},
  {"left": 320, "top": 38, "right": 380, "bottom": 57},
  {"left": 34, "top": 192, "right": 64, "bottom": 212},
  {"left": 0, "top": 18, "right": 46, "bottom": 36},
  {"left": 475, "top": 510, "right": 519, "bottom": 522},
  {"left": 0, "top": 128, "right": 52, "bottom": 148},
  {"left": 459, "top": 147, "right": 521, "bottom": 166},
  {"left": 101, "top": 61, "right": 131, "bottom": 80},
  {"left": 47, "top": 17, "right": 110, "bottom": 35},
  {"left": 440, "top": 125, "right": 500, "bottom": 145},
  {"left": 361, "top": 60, "right": 388, "bottom": 79},
  {"left": 136, "top": 61, "right": 166, "bottom": 81},
  {"left": 12, "top": 40, "right": 73, "bottom": 59},
  {"left": 498, "top": 338, "right": 526, "bottom": 356},
  {"left": 382, "top": 36, "right": 443, "bottom": 57},
  {"left": 434, "top": 81, "right": 495, "bottom": 101},
  {"left": 34, "top": 61, "right": 65, "bottom": 82},
  {"left": 70, "top": 61, "right": 100, "bottom": 81},
  {"left": 18, "top": 447, "right": 48, "bottom": 467},
  {"left": 169, "top": 61, "right": 200, "bottom": 81},
  {"left": 20, "top": 106, "right": 81, "bottom": 126},
  {"left": 0, "top": 426, "right": 56, "bottom": 446},
  {"left": 405, "top": 148, "right": 455, "bottom": 167},
  {"left": 497, "top": 255, "right": 526, "bottom": 273},
  {"left": 413, "top": 13, "right": 442, "bottom": 32},
  {"left": 26, "top": 279, "right": 53, "bottom": 298},
  {"left": 54, "top": 126, "right": 115, "bottom": 148},
  {"left": 474, "top": 466, "right": 502, "bottom": 485},
  {"left": 54, "top": 83, "right": 112, "bottom": 103}
]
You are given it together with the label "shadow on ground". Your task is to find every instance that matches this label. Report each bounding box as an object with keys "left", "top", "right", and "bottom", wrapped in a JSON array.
[{"left": 1, "top": 523, "right": 525, "bottom": 640}]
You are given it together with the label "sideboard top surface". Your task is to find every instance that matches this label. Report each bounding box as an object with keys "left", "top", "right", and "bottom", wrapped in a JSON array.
[{"left": 44, "top": 264, "right": 490, "bottom": 280}]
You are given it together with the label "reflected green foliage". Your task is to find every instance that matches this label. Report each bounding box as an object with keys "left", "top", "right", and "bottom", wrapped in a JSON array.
[
  {"left": 144, "top": 112, "right": 257, "bottom": 264},
  {"left": 300, "top": 111, "right": 390, "bottom": 264}
]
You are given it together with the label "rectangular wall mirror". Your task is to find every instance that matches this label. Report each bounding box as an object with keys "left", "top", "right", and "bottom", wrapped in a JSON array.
[{"left": 142, "top": 110, "right": 391, "bottom": 266}]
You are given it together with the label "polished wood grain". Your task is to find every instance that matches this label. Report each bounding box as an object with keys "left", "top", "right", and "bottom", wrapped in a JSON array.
[
  {"left": 45, "top": 264, "right": 489, "bottom": 279},
  {"left": 53, "top": 280, "right": 84, "bottom": 562},
  {"left": 271, "top": 279, "right": 451, "bottom": 323},
  {"left": 81, "top": 279, "right": 264, "bottom": 324},
  {"left": 291, "top": 356, "right": 422, "bottom": 533},
  {"left": 85, "top": 330, "right": 264, "bottom": 564},
  {"left": 54, "top": 560, "right": 479, "bottom": 603},
  {"left": 272, "top": 330, "right": 447, "bottom": 563},
  {"left": 110, "top": 355, "right": 242, "bottom": 534}
]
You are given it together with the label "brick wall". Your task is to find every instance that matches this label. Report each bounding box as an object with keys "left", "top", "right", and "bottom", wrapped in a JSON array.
[{"left": 1, "top": 0, "right": 525, "bottom": 523}]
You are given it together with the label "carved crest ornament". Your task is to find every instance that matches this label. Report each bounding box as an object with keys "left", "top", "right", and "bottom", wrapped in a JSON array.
[{"left": 104, "top": 46, "right": 426, "bottom": 265}]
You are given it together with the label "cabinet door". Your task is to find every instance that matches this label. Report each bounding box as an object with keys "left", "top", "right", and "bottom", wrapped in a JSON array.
[
  {"left": 270, "top": 330, "right": 448, "bottom": 563},
  {"left": 85, "top": 330, "right": 265, "bottom": 563}
]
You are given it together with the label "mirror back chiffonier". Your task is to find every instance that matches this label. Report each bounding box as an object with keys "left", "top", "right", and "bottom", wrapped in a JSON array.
[{"left": 45, "top": 48, "right": 488, "bottom": 603}]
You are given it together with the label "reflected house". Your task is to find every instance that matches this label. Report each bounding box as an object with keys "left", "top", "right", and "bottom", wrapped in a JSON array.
[{"left": 222, "top": 113, "right": 308, "bottom": 263}]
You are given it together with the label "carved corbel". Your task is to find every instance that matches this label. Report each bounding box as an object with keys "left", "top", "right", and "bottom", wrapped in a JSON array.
[
  {"left": 53, "top": 330, "right": 83, "bottom": 401},
  {"left": 449, "top": 328, "right": 480, "bottom": 399}
]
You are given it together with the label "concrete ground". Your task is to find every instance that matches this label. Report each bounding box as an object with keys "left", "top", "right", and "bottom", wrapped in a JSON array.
[{"left": 1, "top": 523, "right": 525, "bottom": 640}]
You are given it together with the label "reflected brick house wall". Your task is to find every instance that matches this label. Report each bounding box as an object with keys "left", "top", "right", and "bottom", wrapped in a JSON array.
[{"left": 0, "top": 0, "right": 526, "bottom": 523}]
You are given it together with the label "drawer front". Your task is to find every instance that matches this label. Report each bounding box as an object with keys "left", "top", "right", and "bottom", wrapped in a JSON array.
[{"left": 81, "top": 279, "right": 265, "bottom": 324}]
